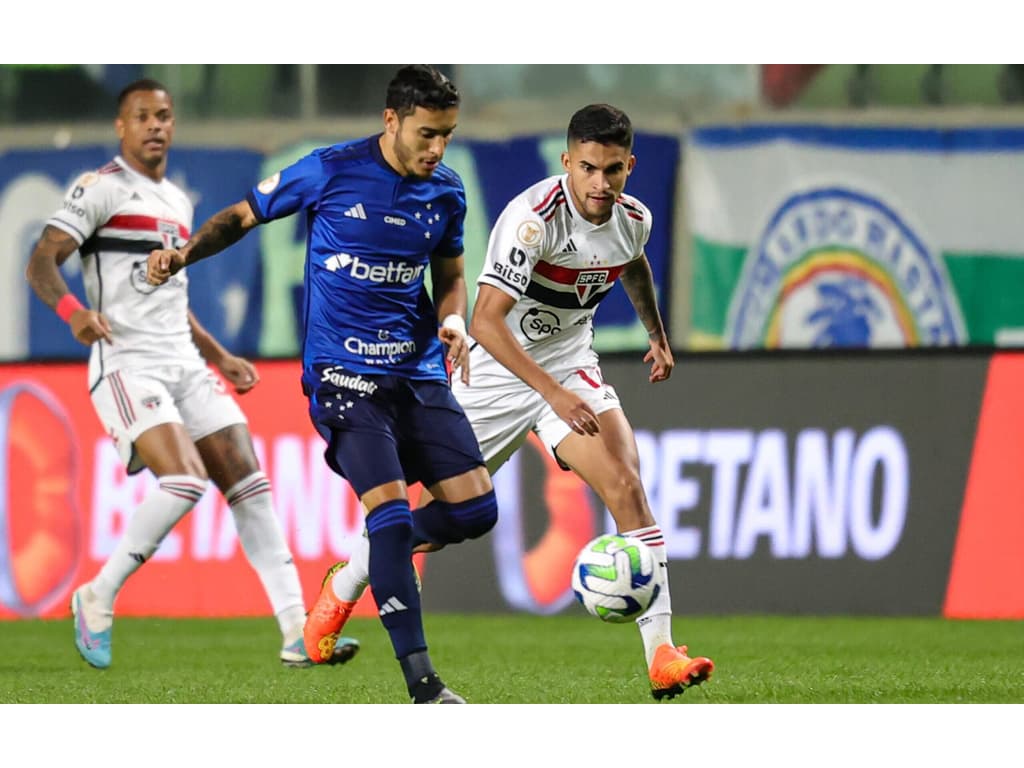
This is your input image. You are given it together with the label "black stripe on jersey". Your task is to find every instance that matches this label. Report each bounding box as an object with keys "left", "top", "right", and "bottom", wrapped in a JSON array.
[
  {"left": 560, "top": 180, "right": 573, "bottom": 219},
  {"left": 617, "top": 197, "right": 644, "bottom": 216},
  {"left": 535, "top": 191, "right": 565, "bottom": 221},
  {"left": 481, "top": 272, "right": 525, "bottom": 297},
  {"left": 80, "top": 236, "right": 162, "bottom": 256},
  {"left": 51, "top": 220, "right": 89, "bottom": 244},
  {"left": 524, "top": 280, "right": 615, "bottom": 310},
  {"left": 89, "top": 252, "right": 106, "bottom": 394}
]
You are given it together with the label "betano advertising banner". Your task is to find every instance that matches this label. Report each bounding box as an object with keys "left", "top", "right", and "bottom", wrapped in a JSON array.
[
  {"left": 3, "top": 354, "right": 1023, "bottom": 620},
  {"left": 0, "top": 133, "right": 678, "bottom": 362},
  {"left": 686, "top": 124, "right": 1024, "bottom": 350}
]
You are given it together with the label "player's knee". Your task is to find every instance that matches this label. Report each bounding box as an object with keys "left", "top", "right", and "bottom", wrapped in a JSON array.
[{"left": 448, "top": 489, "right": 498, "bottom": 541}]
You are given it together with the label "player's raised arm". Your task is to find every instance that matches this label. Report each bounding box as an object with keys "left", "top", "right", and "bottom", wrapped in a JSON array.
[
  {"left": 25, "top": 224, "right": 113, "bottom": 346},
  {"left": 619, "top": 253, "right": 673, "bottom": 383},
  {"left": 147, "top": 199, "right": 259, "bottom": 285}
]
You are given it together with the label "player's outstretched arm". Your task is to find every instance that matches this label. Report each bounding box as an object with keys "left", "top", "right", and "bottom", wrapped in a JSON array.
[
  {"left": 187, "top": 310, "right": 259, "bottom": 394},
  {"left": 147, "top": 199, "right": 259, "bottom": 286},
  {"left": 25, "top": 225, "right": 113, "bottom": 346},
  {"left": 470, "top": 285, "right": 599, "bottom": 435},
  {"left": 620, "top": 254, "right": 674, "bottom": 383}
]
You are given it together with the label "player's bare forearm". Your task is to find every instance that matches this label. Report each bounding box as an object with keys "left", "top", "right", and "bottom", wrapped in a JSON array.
[
  {"left": 188, "top": 310, "right": 227, "bottom": 365},
  {"left": 470, "top": 286, "right": 560, "bottom": 398},
  {"left": 620, "top": 255, "right": 667, "bottom": 342},
  {"left": 24, "top": 226, "right": 78, "bottom": 307},
  {"left": 181, "top": 200, "right": 258, "bottom": 267},
  {"left": 430, "top": 254, "right": 468, "bottom": 321}
]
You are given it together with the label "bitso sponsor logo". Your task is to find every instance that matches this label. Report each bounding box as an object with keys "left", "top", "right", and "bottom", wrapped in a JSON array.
[{"left": 726, "top": 186, "right": 966, "bottom": 348}]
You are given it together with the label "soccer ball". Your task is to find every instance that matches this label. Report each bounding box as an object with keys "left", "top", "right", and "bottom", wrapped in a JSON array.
[{"left": 571, "top": 534, "right": 659, "bottom": 623}]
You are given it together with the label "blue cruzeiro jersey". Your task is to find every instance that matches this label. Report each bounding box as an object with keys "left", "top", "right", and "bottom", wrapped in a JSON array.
[{"left": 247, "top": 134, "right": 466, "bottom": 386}]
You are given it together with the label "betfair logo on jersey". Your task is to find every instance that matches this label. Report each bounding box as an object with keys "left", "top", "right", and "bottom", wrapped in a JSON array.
[
  {"left": 575, "top": 270, "right": 609, "bottom": 304},
  {"left": 323, "top": 253, "right": 425, "bottom": 285}
]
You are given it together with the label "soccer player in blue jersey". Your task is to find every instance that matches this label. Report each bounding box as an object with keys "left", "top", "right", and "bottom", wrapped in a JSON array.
[{"left": 146, "top": 65, "right": 497, "bottom": 704}]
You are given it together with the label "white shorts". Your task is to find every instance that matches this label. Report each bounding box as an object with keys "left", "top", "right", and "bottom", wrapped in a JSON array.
[
  {"left": 90, "top": 363, "right": 247, "bottom": 474},
  {"left": 452, "top": 357, "right": 620, "bottom": 474}
]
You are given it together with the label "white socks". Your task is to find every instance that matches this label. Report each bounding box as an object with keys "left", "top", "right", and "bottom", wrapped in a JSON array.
[
  {"left": 225, "top": 471, "right": 306, "bottom": 637},
  {"left": 91, "top": 474, "right": 208, "bottom": 612},
  {"left": 624, "top": 525, "right": 674, "bottom": 668},
  {"left": 331, "top": 530, "right": 371, "bottom": 602}
]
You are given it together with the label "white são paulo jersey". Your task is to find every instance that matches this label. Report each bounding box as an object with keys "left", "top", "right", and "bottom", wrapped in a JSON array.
[
  {"left": 46, "top": 156, "right": 199, "bottom": 385},
  {"left": 475, "top": 174, "right": 652, "bottom": 376}
]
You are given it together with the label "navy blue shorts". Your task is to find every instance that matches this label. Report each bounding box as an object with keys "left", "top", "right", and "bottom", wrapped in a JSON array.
[{"left": 305, "top": 366, "right": 485, "bottom": 497}]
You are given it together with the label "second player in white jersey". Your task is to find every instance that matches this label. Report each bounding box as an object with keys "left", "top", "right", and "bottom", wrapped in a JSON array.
[
  {"left": 46, "top": 155, "right": 198, "bottom": 386},
  {"left": 473, "top": 173, "right": 652, "bottom": 380}
]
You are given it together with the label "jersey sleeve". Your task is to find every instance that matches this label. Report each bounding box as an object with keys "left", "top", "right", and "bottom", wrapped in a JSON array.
[
  {"left": 46, "top": 171, "right": 113, "bottom": 245},
  {"left": 246, "top": 150, "right": 326, "bottom": 223},
  {"left": 477, "top": 197, "right": 545, "bottom": 300}
]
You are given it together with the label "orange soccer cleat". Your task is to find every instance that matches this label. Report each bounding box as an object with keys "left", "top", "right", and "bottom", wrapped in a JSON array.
[
  {"left": 648, "top": 644, "right": 714, "bottom": 701},
  {"left": 303, "top": 562, "right": 359, "bottom": 664}
]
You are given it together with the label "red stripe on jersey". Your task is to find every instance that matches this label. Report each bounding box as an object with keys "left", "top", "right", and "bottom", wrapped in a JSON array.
[
  {"left": 532, "top": 182, "right": 563, "bottom": 214},
  {"left": 104, "top": 214, "right": 190, "bottom": 240},
  {"left": 99, "top": 162, "right": 123, "bottom": 175},
  {"left": 616, "top": 197, "right": 645, "bottom": 221},
  {"left": 575, "top": 369, "right": 602, "bottom": 389},
  {"left": 532, "top": 260, "right": 625, "bottom": 286},
  {"left": 541, "top": 195, "right": 565, "bottom": 221}
]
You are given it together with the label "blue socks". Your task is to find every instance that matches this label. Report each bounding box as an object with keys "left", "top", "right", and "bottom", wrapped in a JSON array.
[
  {"left": 411, "top": 490, "right": 498, "bottom": 549},
  {"left": 366, "top": 499, "right": 426, "bottom": 659}
]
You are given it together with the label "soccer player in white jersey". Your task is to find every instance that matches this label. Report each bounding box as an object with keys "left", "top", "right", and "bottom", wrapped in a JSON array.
[
  {"left": 306, "top": 103, "right": 714, "bottom": 700},
  {"left": 24, "top": 78, "right": 358, "bottom": 670}
]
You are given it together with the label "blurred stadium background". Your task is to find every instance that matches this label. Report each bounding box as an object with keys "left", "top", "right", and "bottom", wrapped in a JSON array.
[{"left": 3, "top": 64, "right": 1024, "bottom": 628}]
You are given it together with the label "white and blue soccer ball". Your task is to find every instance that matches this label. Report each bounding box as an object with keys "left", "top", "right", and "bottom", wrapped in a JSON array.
[{"left": 571, "top": 534, "right": 659, "bottom": 623}]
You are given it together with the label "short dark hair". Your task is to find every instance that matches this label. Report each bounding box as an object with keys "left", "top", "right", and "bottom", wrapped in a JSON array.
[
  {"left": 385, "top": 65, "right": 460, "bottom": 118},
  {"left": 117, "top": 78, "right": 171, "bottom": 112},
  {"left": 567, "top": 104, "right": 633, "bottom": 150}
]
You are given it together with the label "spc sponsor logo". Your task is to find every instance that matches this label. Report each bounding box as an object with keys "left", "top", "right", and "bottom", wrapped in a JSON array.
[
  {"left": 520, "top": 308, "right": 562, "bottom": 341},
  {"left": 323, "top": 252, "right": 425, "bottom": 285},
  {"left": 726, "top": 186, "right": 966, "bottom": 348}
]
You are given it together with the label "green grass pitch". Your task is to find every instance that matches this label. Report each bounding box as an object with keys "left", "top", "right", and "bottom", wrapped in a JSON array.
[{"left": 2, "top": 613, "right": 1022, "bottom": 704}]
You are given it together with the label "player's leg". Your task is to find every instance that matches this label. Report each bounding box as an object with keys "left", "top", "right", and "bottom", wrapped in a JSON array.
[
  {"left": 74, "top": 370, "right": 208, "bottom": 668},
  {"left": 542, "top": 371, "right": 713, "bottom": 698},
  {"left": 304, "top": 378, "right": 462, "bottom": 702},
  {"left": 317, "top": 378, "right": 531, "bottom": 627},
  {"left": 195, "top": 422, "right": 360, "bottom": 668}
]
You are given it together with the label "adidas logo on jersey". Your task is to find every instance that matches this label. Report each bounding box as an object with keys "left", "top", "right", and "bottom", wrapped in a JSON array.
[
  {"left": 379, "top": 596, "right": 408, "bottom": 615},
  {"left": 559, "top": 238, "right": 579, "bottom": 254},
  {"left": 344, "top": 203, "right": 367, "bottom": 219}
]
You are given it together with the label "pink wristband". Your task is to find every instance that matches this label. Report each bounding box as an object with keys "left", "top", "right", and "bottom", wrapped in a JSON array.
[{"left": 56, "top": 294, "right": 85, "bottom": 323}]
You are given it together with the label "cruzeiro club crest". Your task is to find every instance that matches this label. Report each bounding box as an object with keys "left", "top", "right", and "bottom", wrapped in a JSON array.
[{"left": 726, "top": 186, "right": 966, "bottom": 348}]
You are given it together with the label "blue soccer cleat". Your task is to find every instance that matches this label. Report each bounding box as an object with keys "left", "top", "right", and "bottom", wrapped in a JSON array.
[
  {"left": 280, "top": 634, "right": 361, "bottom": 668},
  {"left": 70, "top": 586, "right": 112, "bottom": 670}
]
